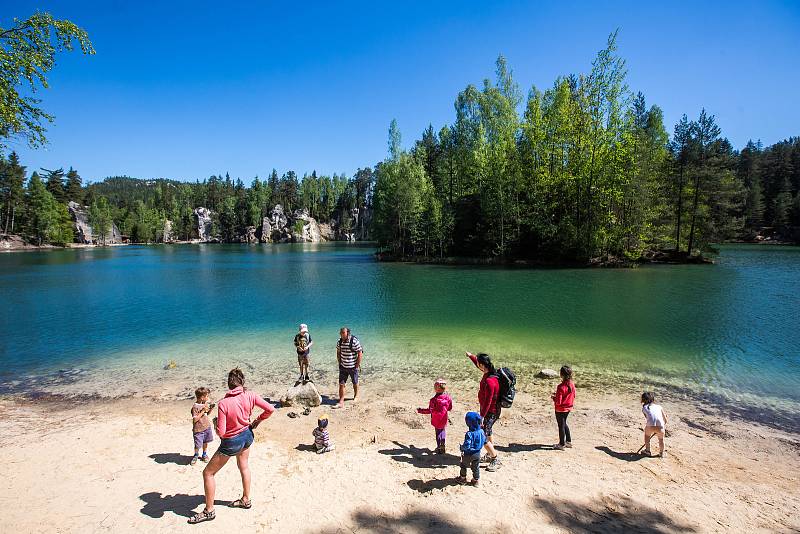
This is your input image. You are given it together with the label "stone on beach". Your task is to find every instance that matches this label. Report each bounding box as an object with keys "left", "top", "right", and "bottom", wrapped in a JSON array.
[
  {"left": 536, "top": 368, "right": 559, "bottom": 379},
  {"left": 280, "top": 381, "right": 322, "bottom": 408}
]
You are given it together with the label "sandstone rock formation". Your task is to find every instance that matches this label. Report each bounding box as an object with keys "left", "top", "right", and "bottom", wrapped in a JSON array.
[
  {"left": 193, "top": 207, "right": 214, "bottom": 242},
  {"left": 291, "top": 209, "right": 321, "bottom": 243},
  {"left": 163, "top": 220, "right": 175, "bottom": 243},
  {"left": 67, "top": 201, "right": 122, "bottom": 244}
]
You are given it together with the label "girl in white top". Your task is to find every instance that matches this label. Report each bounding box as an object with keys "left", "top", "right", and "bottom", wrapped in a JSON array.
[{"left": 641, "top": 391, "right": 667, "bottom": 457}]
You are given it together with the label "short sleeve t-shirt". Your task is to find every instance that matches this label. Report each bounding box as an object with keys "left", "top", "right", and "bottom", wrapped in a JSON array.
[
  {"left": 294, "top": 332, "right": 312, "bottom": 356},
  {"left": 642, "top": 403, "right": 666, "bottom": 428},
  {"left": 191, "top": 403, "right": 211, "bottom": 433},
  {"left": 337, "top": 335, "right": 362, "bottom": 369}
]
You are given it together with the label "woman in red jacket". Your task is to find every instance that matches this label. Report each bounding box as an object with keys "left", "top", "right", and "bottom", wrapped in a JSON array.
[
  {"left": 189, "top": 368, "right": 275, "bottom": 524},
  {"left": 466, "top": 352, "right": 502, "bottom": 472},
  {"left": 551, "top": 365, "right": 575, "bottom": 450}
]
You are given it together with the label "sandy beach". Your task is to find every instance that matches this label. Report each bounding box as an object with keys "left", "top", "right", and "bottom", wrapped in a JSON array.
[{"left": 1, "top": 375, "right": 798, "bottom": 534}]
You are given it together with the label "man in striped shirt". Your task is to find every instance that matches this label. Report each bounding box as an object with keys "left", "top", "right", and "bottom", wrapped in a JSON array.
[{"left": 334, "top": 327, "right": 362, "bottom": 409}]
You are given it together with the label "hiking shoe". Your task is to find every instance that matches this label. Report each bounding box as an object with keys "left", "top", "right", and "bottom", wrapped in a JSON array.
[
  {"left": 486, "top": 458, "right": 502, "bottom": 472},
  {"left": 469, "top": 478, "right": 480, "bottom": 486},
  {"left": 480, "top": 454, "right": 492, "bottom": 464},
  {"left": 200, "top": 454, "right": 209, "bottom": 462},
  {"left": 565, "top": 442, "right": 573, "bottom": 448},
  {"left": 553, "top": 444, "right": 565, "bottom": 451}
]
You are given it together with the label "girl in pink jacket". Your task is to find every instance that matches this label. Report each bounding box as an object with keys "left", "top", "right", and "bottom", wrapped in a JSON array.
[{"left": 417, "top": 378, "right": 453, "bottom": 454}]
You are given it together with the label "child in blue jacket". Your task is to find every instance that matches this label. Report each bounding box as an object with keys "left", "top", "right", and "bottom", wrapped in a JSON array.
[{"left": 456, "top": 411, "right": 486, "bottom": 486}]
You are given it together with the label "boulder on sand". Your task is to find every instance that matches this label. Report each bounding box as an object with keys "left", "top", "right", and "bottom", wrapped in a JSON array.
[
  {"left": 536, "top": 368, "right": 559, "bottom": 379},
  {"left": 280, "top": 381, "right": 322, "bottom": 408}
]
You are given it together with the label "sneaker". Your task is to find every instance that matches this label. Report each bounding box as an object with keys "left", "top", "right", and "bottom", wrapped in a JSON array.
[
  {"left": 565, "top": 442, "right": 573, "bottom": 448},
  {"left": 201, "top": 454, "right": 209, "bottom": 462},
  {"left": 553, "top": 444, "right": 565, "bottom": 451},
  {"left": 190, "top": 455, "right": 199, "bottom": 465},
  {"left": 486, "top": 458, "right": 502, "bottom": 472}
]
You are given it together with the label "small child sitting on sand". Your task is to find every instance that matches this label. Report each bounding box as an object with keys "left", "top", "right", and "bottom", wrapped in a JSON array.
[
  {"left": 456, "top": 411, "right": 486, "bottom": 486},
  {"left": 190, "top": 387, "right": 215, "bottom": 465},
  {"left": 416, "top": 378, "right": 453, "bottom": 454},
  {"left": 313, "top": 417, "right": 334, "bottom": 454},
  {"left": 641, "top": 391, "right": 667, "bottom": 457}
]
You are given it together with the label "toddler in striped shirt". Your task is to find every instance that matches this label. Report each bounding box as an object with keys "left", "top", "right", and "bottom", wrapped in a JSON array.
[{"left": 313, "top": 417, "right": 334, "bottom": 454}]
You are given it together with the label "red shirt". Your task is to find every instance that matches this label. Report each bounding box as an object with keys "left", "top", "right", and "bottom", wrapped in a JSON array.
[
  {"left": 553, "top": 380, "right": 575, "bottom": 412},
  {"left": 468, "top": 354, "right": 500, "bottom": 417},
  {"left": 216, "top": 386, "right": 275, "bottom": 439}
]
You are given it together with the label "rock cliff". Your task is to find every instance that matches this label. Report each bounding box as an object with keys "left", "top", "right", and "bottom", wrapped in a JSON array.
[{"left": 193, "top": 207, "right": 214, "bottom": 242}]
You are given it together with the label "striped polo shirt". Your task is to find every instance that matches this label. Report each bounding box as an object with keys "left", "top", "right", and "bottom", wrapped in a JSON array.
[{"left": 337, "top": 335, "right": 362, "bottom": 369}]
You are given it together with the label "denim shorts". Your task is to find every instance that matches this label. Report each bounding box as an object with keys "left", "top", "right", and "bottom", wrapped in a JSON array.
[
  {"left": 338, "top": 366, "right": 359, "bottom": 385},
  {"left": 217, "top": 427, "right": 254, "bottom": 456}
]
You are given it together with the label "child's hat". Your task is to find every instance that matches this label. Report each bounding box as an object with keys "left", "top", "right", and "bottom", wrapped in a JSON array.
[
  {"left": 299, "top": 323, "right": 309, "bottom": 333},
  {"left": 318, "top": 417, "right": 328, "bottom": 428},
  {"left": 434, "top": 378, "right": 447, "bottom": 388}
]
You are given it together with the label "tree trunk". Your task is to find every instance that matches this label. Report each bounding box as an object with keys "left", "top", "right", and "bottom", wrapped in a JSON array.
[
  {"left": 686, "top": 173, "right": 701, "bottom": 255},
  {"left": 675, "top": 164, "right": 684, "bottom": 252}
]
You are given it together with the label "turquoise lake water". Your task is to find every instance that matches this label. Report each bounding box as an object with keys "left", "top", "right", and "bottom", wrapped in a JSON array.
[{"left": 0, "top": 244, "right": 798, "bottom": 420}]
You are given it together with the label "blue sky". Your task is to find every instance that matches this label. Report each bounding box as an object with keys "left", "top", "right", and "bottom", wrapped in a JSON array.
[{"left": 3, "top": 0, "right": 800, "bottom": 183}]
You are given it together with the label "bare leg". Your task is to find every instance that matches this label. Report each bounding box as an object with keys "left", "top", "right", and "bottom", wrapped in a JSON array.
[
  {"left": 352, "top": 382, "right": 359, "bottom": 402},
  {"left": 656, "top": 429, "right": 665, "bottom": 456},
  {"left": 644, "top": 427, "right": 655, "bottom": 453},
  {"left": 203, "top": 452, "right": 231, "bottom": 512},
  {"left": 337, "top": 383, "right": 345, "bottom": 407},
  {"left": 483, "top": 439, "right": 498, "bottom": 458},
  {"left": 236, "top": 447, "right": 252, "bottom": 502}
]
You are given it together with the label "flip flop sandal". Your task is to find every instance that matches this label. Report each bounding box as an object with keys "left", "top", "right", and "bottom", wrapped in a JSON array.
[
  {"left": 188, "top": 509, "right": 215, "bottom": 524},
  {"left": 230, "top": 498, "right": 252, "bottom": 509}
]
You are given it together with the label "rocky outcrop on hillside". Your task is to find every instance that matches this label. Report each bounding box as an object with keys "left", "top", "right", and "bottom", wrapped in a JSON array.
[
  {"left": 241, "top": 226, "right": 258, "bottom": 244},
  {"left": 67, "top": 202, "right": 122, "bottom": 244},
  {"left": 291, "top": 209, "right": 321, "bottom": 243},
  {"left": 163, "top": 220, "right": 175, "bottom": 243},
  {"left": 193, "top": 207, "right": 214, "bottom": 242},
  {"left": 0, "top": 234, "right": 37, "bottom": 250}
]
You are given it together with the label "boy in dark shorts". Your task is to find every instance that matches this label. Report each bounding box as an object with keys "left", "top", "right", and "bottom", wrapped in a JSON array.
[{"left": 191, "top": 387, "right": 214, "bottom": 465}]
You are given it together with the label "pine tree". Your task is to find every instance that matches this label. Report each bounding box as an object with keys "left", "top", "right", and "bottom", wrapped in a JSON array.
[{"left": 65, "top": 167, "right": 84, "bottom": 204}]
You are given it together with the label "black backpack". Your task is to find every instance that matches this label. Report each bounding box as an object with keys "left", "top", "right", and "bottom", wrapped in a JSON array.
[{"left": 495, "top": 367, "right": 516, "bottom": 408}]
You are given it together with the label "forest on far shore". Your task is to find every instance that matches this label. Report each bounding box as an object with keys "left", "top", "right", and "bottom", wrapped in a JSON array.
[{"left": 1, "top": 32, "right": 799, "bottom": 259}]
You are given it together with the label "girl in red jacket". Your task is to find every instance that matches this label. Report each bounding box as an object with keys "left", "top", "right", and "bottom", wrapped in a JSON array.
[
  {"left": 551, "top": 365, "right": 575, "bottom": 450},
  {"left": 417, "top": 378, "right": 453, "bottom": 453}
]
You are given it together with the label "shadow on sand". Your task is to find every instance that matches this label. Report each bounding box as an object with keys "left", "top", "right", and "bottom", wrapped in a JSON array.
[
  {"left": 139, "top": 492, "right": 230, "bottom": 519},
  {"left": 495, "top": 442, "right": 553, "bottom": 453},
  {"left": 148, "top": 453, "right": 193, "bottom": 465},
  {"left": 316, "top": 508, "right": 471, "bottom": 534},
  {"left": 378, "top": 441, "right": 460, "bottom": 468},
  {"left": 595, "top": 445, "right": 648, "bottom": 462},
  {"left": 531, "top": 494, "right": 696, "bottom": 533},
  {"left": 407, "top": 478, "right": 463, "bottom": 494}
]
